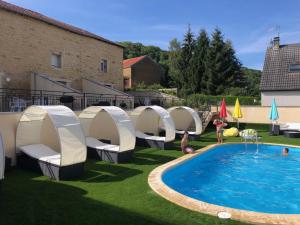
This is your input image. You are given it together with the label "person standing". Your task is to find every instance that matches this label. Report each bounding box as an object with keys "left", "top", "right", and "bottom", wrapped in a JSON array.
[{"left": 213, "top": 118, "right": 227, "bottom": 144}]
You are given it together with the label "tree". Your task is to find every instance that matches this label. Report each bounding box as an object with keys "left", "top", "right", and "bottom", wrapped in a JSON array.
[
  {"left": 206, "top": 28, "right": 242, "bottom": 95},
  {"left": 178, "top": 26, "right": 195, "bottom": 93},
  {"left": 223, "top": 40, "right": 244, "bottom": 88},
  {"left": 190, "top": 29, "right": 210, "bottom": 93},
  {"left": 206, "top": 28, "right": 226, "bottom": 95},
  {"left": 119, "top": 41, "right": 143, "bottom": 59},
  {"left": 242, "top": 67, "right": 261, "bottom": 96},
  {"left": 141, "top": 45, "right": 161, "bottom": 62},
  {"left": 167, "top": 38, "right": 182, "bottom": 87}
]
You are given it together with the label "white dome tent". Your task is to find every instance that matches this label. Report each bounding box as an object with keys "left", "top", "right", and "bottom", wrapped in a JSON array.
[
  {"left": 131, "top": 106, "right": 176, "bottom": 149},
  {"left": 16, "top": 105, "right": 87, "bottom": 180},
  {"left": 168, "top": 106, "right": 202, "bottom": 140},
  {"left": 0, "top": 133, "right": 4, "bottom": 181},
  {"left": 79, "top": 106, "right": 136, "bottom": 163}
]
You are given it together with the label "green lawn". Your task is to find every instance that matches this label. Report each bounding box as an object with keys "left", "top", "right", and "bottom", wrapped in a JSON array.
[{"left": 1, "top": 124, "right": 299, "bottom": 225}]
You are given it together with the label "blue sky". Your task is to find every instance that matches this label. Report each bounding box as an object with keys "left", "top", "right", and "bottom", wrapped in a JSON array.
[{"left": 5, "top": 0, "right": 300, "bottom": 70}]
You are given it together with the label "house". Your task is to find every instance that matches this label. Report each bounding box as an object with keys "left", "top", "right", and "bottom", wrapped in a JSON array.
[
  {"left": 123, "top": 55, "right": 164, "bottom": 89},
  {"left": 0, "top": 0, "right": 124, "bottom": 91},
  {"left": 260, "top": 37, "right": 300, "bottom": 106}
]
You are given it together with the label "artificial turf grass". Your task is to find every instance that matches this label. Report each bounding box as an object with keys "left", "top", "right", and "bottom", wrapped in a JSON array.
[{"left": 1, "top": 125, "right": 298, "bottom": 225}]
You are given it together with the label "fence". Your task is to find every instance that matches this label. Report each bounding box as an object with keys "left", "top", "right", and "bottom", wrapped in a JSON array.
[
  {"left": 0, "top": 88, "right": 212, "bottom": 112},
  {"left": 0, "top": 88, "right": 134, "bottom": 112}
]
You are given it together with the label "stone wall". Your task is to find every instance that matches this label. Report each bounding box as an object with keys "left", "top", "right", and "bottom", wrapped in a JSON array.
[{"left": 0, "top": 9, "right": 124, "bottom": 91}]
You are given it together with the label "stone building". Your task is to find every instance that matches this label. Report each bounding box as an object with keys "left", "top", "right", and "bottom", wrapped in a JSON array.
[
  {"left": 260, "top": 37, "right": 300, "bottom": 106},
  {"left": 123, "top": 56, "right": 164, "bottom": 89},
  {"left": 0, "top": 0, "right": 124, "bottom": 91}
]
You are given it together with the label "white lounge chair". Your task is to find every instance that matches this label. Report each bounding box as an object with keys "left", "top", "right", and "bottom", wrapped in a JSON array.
[
  {"left": 79, "top": 106, "right": 136, "bottom": 163},
  {"left": 16, "top": 106, "right": 87, "bottom": 180},
  {"left": 131, "top": 106, "right": 176, "bottom": 149},
  {"left": 168, "top": 106, "right": 202, "bottom": 140},
  {"left": 280, "top": 123, "right": 300, "bottom": 132}
]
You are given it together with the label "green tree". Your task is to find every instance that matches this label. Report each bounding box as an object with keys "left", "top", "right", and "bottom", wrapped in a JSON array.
[
  {"left": 242, "top": 67, "right": 261, "bottom": 96},
  {"left": 206, "top": 28, "right": 226, "bottom": 95},
  {"left": 190, "top": 29, "right": 210, "bottom": 93},
  {"left": 141, "top": 45, "right": 161, "bottom": 62},
  {"left": 178, "top": 26, "right": 195, "bottom": 94},
  {"left": 159, "top": 51, "right": 170, "bottom": 87},
  {"left": 167, "top": 38, "right": 182, "bottom": 87},
  {"left": 119, "top": 41, "right": 143, "bottom": 59},
  {"left": 223, "top": 40, "right": 244, "bottom": 88},
  {"left": 206, "top": 28, "right": 242, "bottom": 95}
]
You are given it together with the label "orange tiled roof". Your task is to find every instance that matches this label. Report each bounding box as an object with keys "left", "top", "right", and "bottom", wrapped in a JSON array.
[
  {"left": 0, "top": 0, "right": 123, "bottom": 48},
  {"left": 123, "top": 56, "right": 147, "bottom": 69}
]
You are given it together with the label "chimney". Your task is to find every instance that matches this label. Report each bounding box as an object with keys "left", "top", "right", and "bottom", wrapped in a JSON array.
[{"left": 273, "top": 36, "right": 280, "bottom": 50}]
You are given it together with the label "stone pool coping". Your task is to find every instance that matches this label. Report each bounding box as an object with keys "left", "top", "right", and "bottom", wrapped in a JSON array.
[{"left": 148, "top": 142, "right": 300, "bottom": 225}]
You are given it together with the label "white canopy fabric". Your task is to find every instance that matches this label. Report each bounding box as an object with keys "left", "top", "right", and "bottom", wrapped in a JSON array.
[
  {"left": 79, "top": 106, "right": 135, "bottom": 152},
  {"left": 0, "top": 133, "right": 4, "bottom": 180},
  {"left": 131, "top": 106, "right": 175, "bottom": 142},
  {"left": 168, "top": 106, "right": 202, "bottom": 135},
  {"left": 16, "top": 105, "right": 86, "bottom": 166}
]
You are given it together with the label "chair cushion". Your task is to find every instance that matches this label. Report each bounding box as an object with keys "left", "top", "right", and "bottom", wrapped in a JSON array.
[
  {"left": 135, "top": 131, "right": 165, "bottom": 141},
  {"left": 19, "top": 144, "right": 61, "bottom": 166},
  {"left": 86, "top": 137, "right": 120, "bottom": 152}
]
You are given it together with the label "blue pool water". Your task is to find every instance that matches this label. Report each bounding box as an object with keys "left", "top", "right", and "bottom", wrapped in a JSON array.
[{"left": 162, "top": 144, "right": 300, "bottom": 214}]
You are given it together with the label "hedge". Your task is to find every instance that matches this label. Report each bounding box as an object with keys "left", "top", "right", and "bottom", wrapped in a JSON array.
[{"left": 184, "top": 94, "right": 260, "bottom": 108}]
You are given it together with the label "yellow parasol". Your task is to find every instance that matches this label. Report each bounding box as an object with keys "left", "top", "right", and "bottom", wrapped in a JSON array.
[{"left": 232, "top": 98, "right": 243, "bottom": 128}]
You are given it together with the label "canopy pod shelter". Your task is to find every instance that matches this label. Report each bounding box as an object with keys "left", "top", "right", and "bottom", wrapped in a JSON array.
[
  {"left": 16, "top": 106, "right": 86, "bottom": 180},
  {"left": 0, "top": 133, "right": 4, "bottom": 181},
  {"left": 130, "top": 106, "right": 176, "bottom": 149},
  {"left": 167, "top": 106, "right": 203, "bottom": 140},
  {"left": 79, "top": 106, "right": 136, "bottom": 163}
]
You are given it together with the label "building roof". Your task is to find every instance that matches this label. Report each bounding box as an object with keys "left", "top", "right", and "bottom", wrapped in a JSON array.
[
  {"left": 123, "top": 56, "right": 147, "bottom": 69},
  {"left": 0, "top": 0, "right": 123, "bottom": 48},
  {"left": 260, "top": 43, "right": 300, "bottom": 91}
]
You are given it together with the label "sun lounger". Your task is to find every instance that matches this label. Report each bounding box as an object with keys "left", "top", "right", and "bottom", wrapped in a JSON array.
[
  {"left": 16, "top": 106, "right": 87, "bottom": 180},
  {"left": 168, "top": 106, "right": 202, "bottom": 140},
  {"left": 79, "top": 106, "right": 136, "bottom": 163},
  {"left": 131, "top": 106, "right": 175, "bottom": 149},
  {"left": 280, "top": 123, "right": 300, "bottom": 133}
]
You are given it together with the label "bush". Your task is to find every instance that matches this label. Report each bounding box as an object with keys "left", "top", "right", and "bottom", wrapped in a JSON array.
[
  {"left": 147, "top": 83, "right": 164, "bottom": 90},
  {"left": 184, "top": 94, "right": 260, "bottom": 108}
]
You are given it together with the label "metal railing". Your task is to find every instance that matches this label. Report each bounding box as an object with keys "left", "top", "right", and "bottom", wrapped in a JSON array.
[
  {"left": 0, "top": 88, "right": 213, "bottom": 113},
  {"left": 0, "top": 88, "right": 134, "bottom": 112}
]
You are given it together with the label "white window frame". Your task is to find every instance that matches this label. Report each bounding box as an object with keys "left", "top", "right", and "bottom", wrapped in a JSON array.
[
  {"left": 51, "top": 53, "right": 62, "bottom": 69},
  {"left": 289, "top": 64, "right": 300, "bottom": 73},
  {"left": 100, "top": 59, "right": 108, "bottom": 73}
]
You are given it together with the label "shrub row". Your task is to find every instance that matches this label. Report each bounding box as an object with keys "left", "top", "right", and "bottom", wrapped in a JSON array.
[{"left": 183, "top": 94, "right": 261, "bottom": 107}]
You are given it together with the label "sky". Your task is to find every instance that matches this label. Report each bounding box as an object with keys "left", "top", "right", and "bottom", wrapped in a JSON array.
[{"left": 4, "top": 0, "right": 300, "bottom": 70}]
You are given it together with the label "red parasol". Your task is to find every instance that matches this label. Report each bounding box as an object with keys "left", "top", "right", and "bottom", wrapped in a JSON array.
[{"left": 219, "top": 98, "right": 227, "bottom": 119}]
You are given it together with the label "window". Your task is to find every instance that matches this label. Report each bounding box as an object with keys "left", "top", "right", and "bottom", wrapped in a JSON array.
[
  {"left": 124, "top": 78, "right": 130, "bottom": 88},
  {"left": 100, "top": 59, "right": 108, "bottom": 73},
  {"left": 51, "top": 53, "right": 62, "bottom": 69},
  {"left": 289, "top": 64, "right": 300, "bottom": 73}
]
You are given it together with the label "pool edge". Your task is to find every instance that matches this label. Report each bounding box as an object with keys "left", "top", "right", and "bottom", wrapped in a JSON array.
[{"left": 148, "top": 142, "right": 300, "bottom": 225}]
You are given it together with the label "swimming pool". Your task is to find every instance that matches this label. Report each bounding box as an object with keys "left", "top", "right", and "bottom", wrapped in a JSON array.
[{"left": 162, "top": 143, "right": 300, "bottom": 214}]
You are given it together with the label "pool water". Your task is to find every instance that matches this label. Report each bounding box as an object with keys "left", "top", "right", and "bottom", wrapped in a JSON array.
[{"left": 162, "top": 144, "right": 300, "bottom": 214}]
